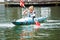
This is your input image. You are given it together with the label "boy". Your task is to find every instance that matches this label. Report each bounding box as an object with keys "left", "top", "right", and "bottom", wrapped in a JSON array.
[{"left": 23, "top": 6, "right": 36, "bottom": 20}]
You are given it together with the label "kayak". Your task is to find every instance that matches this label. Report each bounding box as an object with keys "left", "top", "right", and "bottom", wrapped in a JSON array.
[{"left": 12, "top": 17, "right": 47, "bottom": 25}]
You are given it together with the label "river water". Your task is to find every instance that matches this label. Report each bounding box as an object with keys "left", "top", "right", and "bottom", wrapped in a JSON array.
[{"left": 0, "top": 5, "right": 60, "bottom": 40}]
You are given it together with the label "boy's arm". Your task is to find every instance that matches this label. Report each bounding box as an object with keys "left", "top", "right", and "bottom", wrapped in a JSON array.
[{"left": 22, "top": 8, "right": 28, "bottom": 15}]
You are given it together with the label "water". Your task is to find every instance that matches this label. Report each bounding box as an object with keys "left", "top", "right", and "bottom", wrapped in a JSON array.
[
  {"left": 0, "top": 6, "right": 60, "bottom": 40},
  {"left": 0, "top": 22, "right": 60, "bottom": 40}
]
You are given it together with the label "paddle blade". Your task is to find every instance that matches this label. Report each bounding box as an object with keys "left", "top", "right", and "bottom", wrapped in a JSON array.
[
  {"left": 20, "top": 0, "right": 25, "bottom": 7},
  {"left": 34, "top": 21, "right": 40, "bottom": 31},
  {"left": 35, "top": 21, "right": 40, "bottom": 28}
]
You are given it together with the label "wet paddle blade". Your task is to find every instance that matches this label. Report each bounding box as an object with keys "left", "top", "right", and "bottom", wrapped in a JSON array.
[
  {"left": 34, "top": 21, "right": 40, "bottom": 31},
  {"left": 35, "top": 21, "right": 40, "bottom": 28},
  {"left": 20, "top": 0, "right": 25, "bottom": 7}
]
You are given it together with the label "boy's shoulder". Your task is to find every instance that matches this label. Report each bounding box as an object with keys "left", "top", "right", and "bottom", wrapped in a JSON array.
[{"left": 33, "top": 11, "right": 36, "bottom": 14}]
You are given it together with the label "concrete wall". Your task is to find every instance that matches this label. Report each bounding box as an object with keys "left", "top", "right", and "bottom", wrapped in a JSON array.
[
  {"left": 6, "top": 0, "right": 59, "bottom": 2},
  {"left": 0, "top": 0, "right": 4, "bottom": 2}
]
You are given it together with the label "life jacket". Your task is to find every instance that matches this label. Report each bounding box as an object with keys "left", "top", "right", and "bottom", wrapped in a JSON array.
[{"left": 27, "top": 11, "right": 36, "bottom": 18}]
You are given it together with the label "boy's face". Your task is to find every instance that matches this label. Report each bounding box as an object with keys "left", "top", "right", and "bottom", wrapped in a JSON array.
[{"left": 29, "top": 7, "right": 34, "bottom": 13}]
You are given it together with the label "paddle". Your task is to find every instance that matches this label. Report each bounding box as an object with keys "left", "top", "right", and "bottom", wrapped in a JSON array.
[
  {"left": 20, "top": 0, "right": 40, "bottom": 28},
  {"left": 34, "top": 21, "right": 40, "bottom": 31},
  {"left": 35, "top": 21, "right": 40, "bottom": 26},
  {"left": 35, "top": 21, "right": 40, "bottom": 30},
  {"left": 20, "top": 0, "right": 25, "bottom": 8},
  {"left": 20, "top": 0, "right": 26, "bottom": 18}
]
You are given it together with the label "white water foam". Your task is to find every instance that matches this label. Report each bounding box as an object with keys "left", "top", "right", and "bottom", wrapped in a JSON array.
[{"left": 0, "top": 23, "right": 15, "bottom": 28}]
